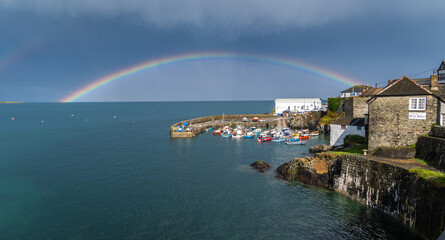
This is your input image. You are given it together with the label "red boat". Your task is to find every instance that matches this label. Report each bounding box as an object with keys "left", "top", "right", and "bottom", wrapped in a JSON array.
[
  {"left": 300, "top": 135, "right": 310, "bottom": 140},
  {"left": 212, "top": 129, "right": 222, "bottom": 135},
  {"left": 257, "top": 136, "right": 272, "bottom": 142}
]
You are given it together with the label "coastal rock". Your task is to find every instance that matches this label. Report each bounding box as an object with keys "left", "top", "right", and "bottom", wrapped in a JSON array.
[
  {"left": 317, "top": 123, "right": 330, "bottom": 134},
  {"left": 276, "top": 153, "right": 342, "bottom": 187},
  {"left": 250, "top": 161, "right": 271, "bottom": 172},
  {"left": 309, "top": 144, "right": 332, "bottom": 153},
  {"left": 286, "top": 112, "right": 321, "bottom": 131}
]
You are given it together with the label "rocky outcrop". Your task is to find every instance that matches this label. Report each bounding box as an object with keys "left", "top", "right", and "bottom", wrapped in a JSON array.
[
  {"left": 286, "top": 112, "right": 322, "bottom": 131},
  {"left": 309, "top": 144, "right": 332, "bottom": 153},
  {"left": 276, "top": 152, "right": 341, "bottom": 187},
  {"left": 250, "top": 161, "right": 271, "bottom": 172},
  {"left": 317, "top": 123, "right": 330, "bottom": 134}
]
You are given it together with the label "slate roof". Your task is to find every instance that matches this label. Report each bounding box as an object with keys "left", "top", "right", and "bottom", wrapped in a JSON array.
[
  {"left": 340, "top": 85, "right": 372, "bottom": 93},
  {"left": 362, "top": 87, "right": 384, "bottom": 97},
  {"left": 332, "top": 116, "right": 365, "bottom": 126},
  {"left": 376, "top": 76, "right": 433, "bottom": 96},
  {"left": 412, "top": 78, "right": 430, "bottom": 86}
]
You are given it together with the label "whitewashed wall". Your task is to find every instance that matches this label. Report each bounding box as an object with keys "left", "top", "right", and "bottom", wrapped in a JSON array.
[
  {"left": 275, "top": 99, "right": 322, "bottom": 114},
  {"left": 330, "top": 124, "right": 366, "bottom": 146}
]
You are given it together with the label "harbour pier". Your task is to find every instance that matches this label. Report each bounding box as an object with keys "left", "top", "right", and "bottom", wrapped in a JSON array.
[{"left": 170, "top": 114, "right": 285, "bottom": 138}]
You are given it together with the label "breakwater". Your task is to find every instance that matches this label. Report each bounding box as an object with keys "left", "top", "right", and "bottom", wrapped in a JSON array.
[
  {"left": 170, "top": 114, "right": 282, "bottom": 138},
  {"left": 277, "top": 153, "right": 445, "bottom": 239}
]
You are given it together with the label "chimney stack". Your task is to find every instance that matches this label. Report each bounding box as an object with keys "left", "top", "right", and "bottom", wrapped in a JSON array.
[
  {"left": 387, "top": 79, "right": 391, "bottom": 85},
  {"left": 431, "top": 71, "right": 439, "bottom": 91}
]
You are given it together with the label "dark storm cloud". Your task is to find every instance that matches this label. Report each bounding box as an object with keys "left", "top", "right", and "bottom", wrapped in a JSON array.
[{"left": 1, "top": 0, "right": 443, "bottom": 36}]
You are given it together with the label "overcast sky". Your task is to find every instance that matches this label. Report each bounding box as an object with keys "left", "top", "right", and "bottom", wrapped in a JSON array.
[{"left": 0, "top": 0, "right": 444, "bottom": 102}]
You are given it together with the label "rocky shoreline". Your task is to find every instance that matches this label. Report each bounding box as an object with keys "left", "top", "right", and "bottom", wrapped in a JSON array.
[{"left": 275, "top": 149, "right": 445, "bottom": 239}]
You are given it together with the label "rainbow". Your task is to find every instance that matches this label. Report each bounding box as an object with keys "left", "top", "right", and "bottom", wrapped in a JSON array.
[{"left": 61, "top": 52, "right": 362, "bottom": 102}]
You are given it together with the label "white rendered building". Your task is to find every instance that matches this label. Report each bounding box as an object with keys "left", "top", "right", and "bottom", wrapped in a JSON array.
[
  {"left": 330, "top": 117, "right": 365, "bottom": 146},
  {"left": 275, "top": 98, "right": 322, "bottom": 114}
]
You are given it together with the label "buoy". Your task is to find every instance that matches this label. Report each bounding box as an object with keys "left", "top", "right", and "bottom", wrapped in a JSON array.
[
  {"left": 113, "top": 115, "right": 117, "bottom": 119},
  {"left": 41, "top": 121, "right": 45, "bottom": 123},
  {"left": 11, "top": 117, "right": 15, "bottom": 120}
]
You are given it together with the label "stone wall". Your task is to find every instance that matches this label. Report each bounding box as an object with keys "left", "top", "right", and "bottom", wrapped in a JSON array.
[
  {"left": 368, "top": 95, "right": 438, "bottom": 150},
  {"left": 338, "top": 97, "right": 368, "bottom": 118},
  {"left": 416, "top": 126, "right": 445, "bottom": 170},
  {"left": 333, "top": 155, "right": 445, "bottom": 240}
]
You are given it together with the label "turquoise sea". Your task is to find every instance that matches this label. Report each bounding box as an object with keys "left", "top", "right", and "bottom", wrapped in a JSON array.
[{"left": 0, "top": 101, "right": 420, "bottom": 239}]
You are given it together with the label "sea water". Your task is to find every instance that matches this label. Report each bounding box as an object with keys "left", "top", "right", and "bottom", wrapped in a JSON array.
[{"left": 0, "top": 102, "right": 420, "bottom": 239}]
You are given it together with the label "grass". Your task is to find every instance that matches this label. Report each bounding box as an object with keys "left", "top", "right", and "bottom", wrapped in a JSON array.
[
  {"left": 414, "top": 158, "right": 437, "bottom": 166},
  {"left": 330, "top": 144, "right": 367, "bottom": 155},
  {"left": 409, "top": 168, "right": 445, "bottom": 186}
]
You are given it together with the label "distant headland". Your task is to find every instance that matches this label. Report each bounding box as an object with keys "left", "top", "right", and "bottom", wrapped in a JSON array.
[{"left": 0, "top": 101, "right": 23, "bottom": 104}]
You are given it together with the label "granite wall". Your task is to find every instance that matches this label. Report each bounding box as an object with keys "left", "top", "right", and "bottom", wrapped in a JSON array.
[
  {"left": 368, "top": 95, "right": 438, "bottom": 150},
  {"left": 416, "top": 126, "right": 445, "bottom": 170},
  {"left": 338, "top": 97, "right": 368, "bottom": 118},
  {"left": 333, "top": 155, "right": 445, "bottom": 239}
]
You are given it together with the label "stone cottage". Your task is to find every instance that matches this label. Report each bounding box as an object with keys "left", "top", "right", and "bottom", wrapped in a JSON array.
[{"left": 367, "top": 76, "right": 445, "bottom": 150}]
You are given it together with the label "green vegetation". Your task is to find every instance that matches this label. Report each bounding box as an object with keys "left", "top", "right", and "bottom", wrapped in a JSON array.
[
  {"left": 414, "top": 158, "right": 437, "bottom": 166},
  {"left": 343, "top": 135, "right": 366, "bottom": 144},
  {"left": 319, "top": 111, "right": 340, "bottom": 125},
  {"left": 409, "top": 168, "right": 445, "bottom": 186},
  {"left": 328, "top": 97, "right": 341, "bottom": 112},
  {"left": 330, "top": 144, "right": 367, "bottom": 155}
]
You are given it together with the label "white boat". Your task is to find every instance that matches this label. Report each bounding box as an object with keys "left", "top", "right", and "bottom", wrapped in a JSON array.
[{"left": 285, "top": 140, "right": 307, "bottom": 145}]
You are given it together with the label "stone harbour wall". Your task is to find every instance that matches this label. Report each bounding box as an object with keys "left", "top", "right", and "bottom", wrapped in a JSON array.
[
  {"left": 368, "top": 95, "right": 438, "bottom": 150},
  {"left": 333, "top": 155, "right": 445, "bottom": 240},
  {"left": 277, "top": 153, "right": 445, "bottom": 239}
]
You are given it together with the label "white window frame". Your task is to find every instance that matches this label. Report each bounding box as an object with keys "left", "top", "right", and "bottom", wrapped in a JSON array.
[
  {"left": 409, "top": 97, "right": 426, "bottom": 111},
  {"left": 441, "top": 114, "right": 444, "bottom": 126}
]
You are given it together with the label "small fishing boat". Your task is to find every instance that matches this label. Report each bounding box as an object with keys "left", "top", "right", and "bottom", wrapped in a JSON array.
[
  {"left": 257, "top": 136, "right": 272, "bottom": 142},
  {"left": 272, "top": 138, "right": 286, "bottom": 143},
  {"left": 222, "top": 133, "right": 232, "bottom": 138},
  {"left": 212, "top": 129, "right": 222, "bottom": 135},
  {"left": 244, "top": 132, "right": 255, "bottom": 139},
  {"left": 285, "top": 140, "right": 307, "bottom": 145},
  {"left": 205, "top": 127, "right": 214, "bottom": 132},
  {"left": 309, "top": 131, "right": 319, "bottom": 136},
  {"left": 232, "top": 134, "right": 243, "bottom": 138},
  {"left": 300, "top": 134, "right": 310, "bottom": 140},
  {"left": 254, "top": 129, "right": 262, "bottom": 135},
  {"left": 288, "top": 137, "right": 300, "bottom": 142}
]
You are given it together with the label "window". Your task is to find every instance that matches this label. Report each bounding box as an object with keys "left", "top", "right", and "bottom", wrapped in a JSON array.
[
  {"left": 442, "top": 114, "right": 444, "bottom": 126},
  {"left": 357, "top": 126, "right": 362, "bottom": 130},
  {"left": 341, "top": 125, "right": 346, "bottom": 129},
  {"left": 409, "top": 97, "right": 426, "bottom": 111}
]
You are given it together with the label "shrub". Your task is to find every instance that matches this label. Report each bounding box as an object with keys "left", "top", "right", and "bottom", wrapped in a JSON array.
[
  {"left": 319, "top": 111, "right": 340, "bottom": 125},
  {"left": 328, "top": 97, "right": 341, "bottom": 112},
  {"left": 344, "top": 135, "right": 366, "bottom": 144}
]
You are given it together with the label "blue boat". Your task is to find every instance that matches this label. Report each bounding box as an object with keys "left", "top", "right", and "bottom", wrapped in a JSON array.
[
  {"left": 272, "top": 138, "right": 286, "bottom": 143},
  {"left": 222, "top": 134, "right": 232, "bottom": 138}
]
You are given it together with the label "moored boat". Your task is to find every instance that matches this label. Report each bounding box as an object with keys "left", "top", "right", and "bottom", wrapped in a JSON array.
[
  {"left": 272, "top": 138, "right": 286, "bottom": 143},
  {"left": 257, "top": 136, "right": 272, "bottom": 142},
  {"left": 285, "top": 140, "right": 307, "bottom": 145}
]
